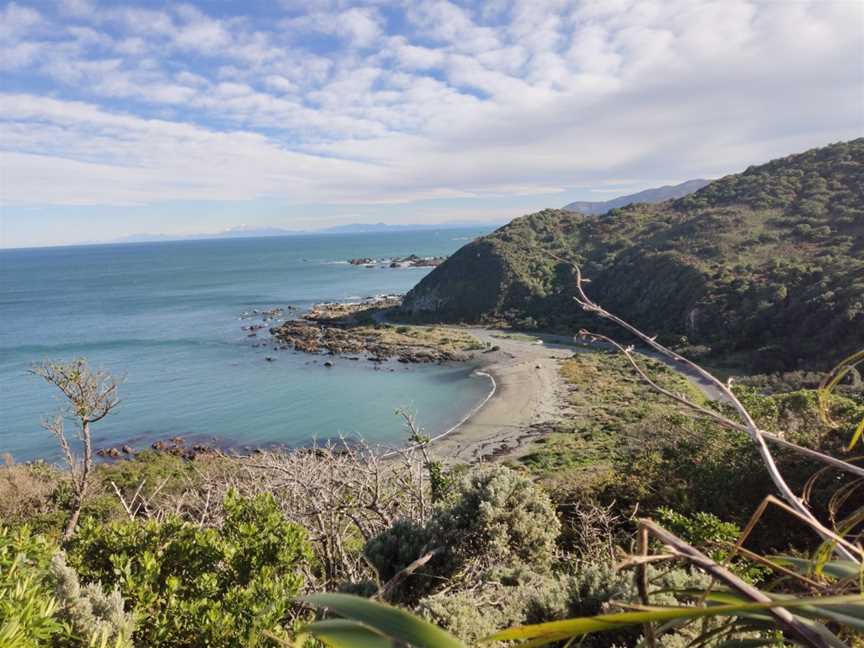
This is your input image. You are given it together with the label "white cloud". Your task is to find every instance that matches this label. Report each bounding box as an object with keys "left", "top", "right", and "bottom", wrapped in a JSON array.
[
  {"left": 0, "top": 2, "right": 41, "bottom": 39},
  {"left": 0, "top": 40, "right": 41, "bottom": 69},
  {"left": 281, "top": 6, "right": 384, "bottom": 48},
  {"left": 0, "top": 0, "right": 861, "bottom": 219}
]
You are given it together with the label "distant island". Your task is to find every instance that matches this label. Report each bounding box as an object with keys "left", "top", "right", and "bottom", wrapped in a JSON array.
[{"left": 109, "top": 220, "right": 506, "bottom": 245}]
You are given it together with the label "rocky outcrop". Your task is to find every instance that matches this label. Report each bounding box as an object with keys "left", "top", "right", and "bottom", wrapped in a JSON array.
[
  {"left": 348, "top": 254, "right": 447, "bottom": 268},
  {"left": 270, "top": 319, "right": 470, "bottom": 363}
]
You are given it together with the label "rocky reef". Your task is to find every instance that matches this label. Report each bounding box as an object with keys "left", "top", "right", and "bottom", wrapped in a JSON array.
[
  {"left": 348, "top": 254, "right": 447, "bottom": 268},
  {"left": 270, "top": 296, "right": 482, "bottom": 363}
]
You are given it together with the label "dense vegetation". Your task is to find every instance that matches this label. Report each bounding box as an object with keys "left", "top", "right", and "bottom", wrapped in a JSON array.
[
  {"left": 403, "top": 139, "right": 864, "bottom": 372},
  {"left": 2, "top": 361, "right": 861, "bottom": 645},
  {"left": 3, "top": 140, "right": 863, "bottom": 645},
  {"left": 519, "top": 351, "right": 863, "bottom": 553}
]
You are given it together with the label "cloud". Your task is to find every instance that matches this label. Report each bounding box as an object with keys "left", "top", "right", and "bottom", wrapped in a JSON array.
[
  {"left": 281, "top": 6, "right": 384, "bottom": 48},
  {"left": 0, "top": 0, "right": 861, "bottom": 218},
  {"left": 0, "top": 1, "right": 41, "bottom": 39}
]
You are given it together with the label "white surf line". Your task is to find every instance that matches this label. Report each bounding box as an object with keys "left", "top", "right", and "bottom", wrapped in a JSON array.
[{"left": 381, "top": 369, "right": 497, "bottom": 458}]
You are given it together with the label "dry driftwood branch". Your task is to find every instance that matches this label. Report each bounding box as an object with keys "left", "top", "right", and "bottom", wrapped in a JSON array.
[
  {"left": 562, "top": 260, "right": 859, "bottom": 563},
  {"left": 640, "top": 518, "right": 832, "bottom": 648}
]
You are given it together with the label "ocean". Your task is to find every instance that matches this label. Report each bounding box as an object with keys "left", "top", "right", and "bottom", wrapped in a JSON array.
[{"left": 0, "top": 229, "right": 494, "bottom": 462}]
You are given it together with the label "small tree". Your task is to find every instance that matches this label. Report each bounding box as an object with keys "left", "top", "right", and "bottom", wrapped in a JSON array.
[{"left": 31, "top": 359, "right": 121, "bottom": 539}]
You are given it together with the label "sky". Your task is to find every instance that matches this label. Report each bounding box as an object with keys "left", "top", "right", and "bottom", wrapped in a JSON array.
[{"left": 0, "top": 0, "right": 862, "bottom": 248}]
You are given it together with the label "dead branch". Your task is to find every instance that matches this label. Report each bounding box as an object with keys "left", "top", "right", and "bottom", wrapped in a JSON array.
[
  {"left": 560, "top": 259, "right": 860, "bottom": 562},
  {"left": 640, "top": 518, "right": 831, "bottom": 648}
]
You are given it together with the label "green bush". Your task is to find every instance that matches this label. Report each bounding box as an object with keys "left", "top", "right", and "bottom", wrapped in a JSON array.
[
  {"left": 0, "top": 525, "right": 135, "bottom": 647},
  {"left": 431, "top": 465, "right": 560, "bottom": 570},
  {"left": 67, "top": 490, "right": 313, "bottom": 648},
  {"left": 655, "top": 508, "right": 768, "bottom": 583},
  {"left": 0, "top": 526, "right": 68, "bottom": 646},
  {"left": 364, "top": 466, "right": 560, "bottom": 604}
]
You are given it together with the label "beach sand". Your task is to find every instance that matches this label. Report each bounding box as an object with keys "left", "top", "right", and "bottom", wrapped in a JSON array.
[{"left": 432, "top": 329, "right": 574, "bottom": 463}]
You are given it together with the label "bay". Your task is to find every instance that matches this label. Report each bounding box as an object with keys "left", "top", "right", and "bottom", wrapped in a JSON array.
[{"left": 0, "top": 229, "right": 493, "bottom": 461}]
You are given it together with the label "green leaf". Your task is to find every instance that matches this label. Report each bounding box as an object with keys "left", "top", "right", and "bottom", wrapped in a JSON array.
[
  {"left": 303, "top": 594, "right": 467, "bottom": 648},
  {"left": 484, "top": 595, "right": 864, "bottom": 644},
  {"left": 817, "top": 349, "right": 864, "bottom": 448},
  {"left": 773, "top": 556, "right": 862, "bottom": 581},
  {"left": 304, "top": 619, "right": 397, "bottom": 648},
  {"left": 698, "top": 590, "right": 864, "bottom": 631}
]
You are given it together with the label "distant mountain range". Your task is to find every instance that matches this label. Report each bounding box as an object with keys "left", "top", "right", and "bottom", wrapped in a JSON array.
[
  {"left": 105, "top": 181, "right": 711, "bottom": 245},
  {"left": 110, "top": 221, "right": 504, "bottom": 244},
  {"left": 563, "top": 179, "right": 711, "bottom": 215}
]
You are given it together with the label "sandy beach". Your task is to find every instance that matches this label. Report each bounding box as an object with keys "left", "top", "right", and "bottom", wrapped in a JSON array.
[
  {"left": 428, "top": 326, "right": 727, "bottom": 464},
  {"left": 432, "top": 329, "right": 574, "bottom": 463}
]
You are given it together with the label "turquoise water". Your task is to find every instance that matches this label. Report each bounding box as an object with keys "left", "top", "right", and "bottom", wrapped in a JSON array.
[{"left": 0, "top": 230, "right": 493, "bottom": 461}]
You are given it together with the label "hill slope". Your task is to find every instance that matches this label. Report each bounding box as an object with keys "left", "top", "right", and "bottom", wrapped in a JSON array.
[
  {"left": 563, "top": 179, "right": 710, "bottom": 215},
  {"left": 403, "top": 140, "right": 864, "bottom": 372}
]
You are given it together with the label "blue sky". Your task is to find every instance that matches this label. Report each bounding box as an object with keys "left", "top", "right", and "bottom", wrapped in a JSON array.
[{"left": 1, "top": 0, "right": 862, "bottom": 248}]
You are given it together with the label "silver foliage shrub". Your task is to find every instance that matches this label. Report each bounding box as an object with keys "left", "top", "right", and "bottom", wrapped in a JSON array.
[
  {"left": 430, "top": 465, "right": 561, "bottom": 570},
  {"left": 363, "top": 465, "right": 560, "bottom": 602},
  {"left": 418, "top": 562, "right": 712, "bottom": 645},
  {"left": 50, "top": 553, "right": 135, "bottom": 646}
]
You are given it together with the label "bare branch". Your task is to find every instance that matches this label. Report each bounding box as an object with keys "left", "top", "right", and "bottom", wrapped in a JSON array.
[
  {"left": 557, "top": 258, "right": 860, "bottom": 563},
  {"left": 374, "top": 547, "right": 442, "bottom": 602},
  {"left": 640, "top": 518, "right": 832, "bottom": 648}
]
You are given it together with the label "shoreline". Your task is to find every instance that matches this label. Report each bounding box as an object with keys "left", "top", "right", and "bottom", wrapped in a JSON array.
[
  {"left": 428, "top": 329, "right": 573, "bottom": 463},
  {"left": 427, "top": 369, "right": 498, "bottom": 446}
]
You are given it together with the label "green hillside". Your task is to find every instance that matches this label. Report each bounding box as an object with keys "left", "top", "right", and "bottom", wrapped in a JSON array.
[{"left": 402, "top": 139, "right": 864, "bottom": 372}]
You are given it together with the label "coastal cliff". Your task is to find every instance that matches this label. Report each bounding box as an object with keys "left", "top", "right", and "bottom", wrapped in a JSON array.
[{"left": 403, "top": 139, "right": 864, "bottom": 371}]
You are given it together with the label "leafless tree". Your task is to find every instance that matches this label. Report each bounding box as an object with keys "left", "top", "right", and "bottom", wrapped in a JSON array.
[
  {"left": 128, "top": 437, "right": 431, "bottom": 588},
  {"left": 31, "top": 358, "right": 121, "bottom": 539}
]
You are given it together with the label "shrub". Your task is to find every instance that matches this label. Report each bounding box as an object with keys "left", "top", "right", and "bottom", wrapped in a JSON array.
[
  {"left": 0, "top": 525, "right": 136, "bottom": 647},
  {"left": 0, "top": 460, "right": 68, "bottom": 534},
  {"left": 0, "top": 526, "right": 68, "bottom": 646},
  {"left": 431, "top": 465, "right": 560, "bottom": 571},
  {"left": 51, "top": 552, "right": 135, "bottom": 646},
  {"left": 655, "top": 508, "right": 768, "bottom": 583},
  {"left": 68, "top": 490, "right": 313, "bottom": 648},
  {"left": 364, "top": 466, "right": 560, "bottom": 604},
  {"left": 418, "top": 562, "right": 712, "bottom": 646},
  {"left": 363, "top": 518, "right": 431, "bottom": 584}
]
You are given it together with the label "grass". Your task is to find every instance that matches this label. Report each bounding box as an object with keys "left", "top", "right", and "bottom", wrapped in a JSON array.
[
  {"left": 372, "top": 323, "right": 486, "bottom": 353},
  {"left": 520, "top": 351, "right": 707, "bottom": 489}
]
